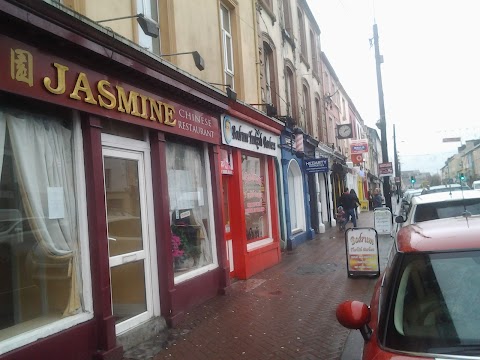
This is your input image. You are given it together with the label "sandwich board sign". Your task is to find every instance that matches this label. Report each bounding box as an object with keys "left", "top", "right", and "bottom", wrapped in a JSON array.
[
  {"left": 374, "top": 207, "right": 392, "bottom": 235},
  {"left": 344, "top": 228, "right": 380, "bottom": 278}
]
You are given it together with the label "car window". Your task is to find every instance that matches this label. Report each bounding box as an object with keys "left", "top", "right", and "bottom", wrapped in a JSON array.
[
  {"left": 385, "top": 251, "right": 480, "bottom": 355},
  {"left": 414, "top": 199, "right": 480, "bottom": 223},
  {"left": 378, "top": 244, "right": 399, "bottom": 327}
]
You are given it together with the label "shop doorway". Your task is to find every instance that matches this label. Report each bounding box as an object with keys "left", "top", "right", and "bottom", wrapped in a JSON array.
[
  {"left": 102, "top": 135, "right": 159, "bottom": 335},
  {"left": 222, "top": 175, "right": 234, "bottom": 276},
  {"left": 308, "top": 174, "right": 319, "bottom": 233}
]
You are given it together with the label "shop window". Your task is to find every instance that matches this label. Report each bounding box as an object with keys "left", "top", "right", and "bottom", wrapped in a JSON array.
[
  {"left": 242, "top": 153, "right": 269, "bottom": 242},
  {"left": 167, "top": 141, "right": 215, "bottom": 279},
  {"left": 0, "top": 107, "right": 90, "bottom": 354},
  {"left": 287, "top": 160, "right": 305, "bottom": 233}
]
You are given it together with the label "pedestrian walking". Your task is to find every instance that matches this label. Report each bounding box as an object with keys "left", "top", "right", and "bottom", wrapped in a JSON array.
[
  {"left": 349, "top": 189, "right": 361, "bottom": 219},
  {"left": 336, "top": 205, "right": 347, "bottom": 231},
  {"left": 339, "top": 187, "right": 357, "bottom": 227},
  {"left": 373, "top": 188, "right": 383, "bottom": 209}
]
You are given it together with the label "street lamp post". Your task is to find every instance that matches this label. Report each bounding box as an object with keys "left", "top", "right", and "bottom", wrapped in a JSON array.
[
  {"left": 393, "top": 124, "right": 401, "bottom": 203},
  {"left": 373, "top": 23, "right": 392, "bottom": 211}
]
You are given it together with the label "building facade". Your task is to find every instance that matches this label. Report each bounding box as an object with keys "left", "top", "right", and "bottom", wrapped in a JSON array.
[{"left": 0, "top": 0, "right": 282, "bottom": 358}]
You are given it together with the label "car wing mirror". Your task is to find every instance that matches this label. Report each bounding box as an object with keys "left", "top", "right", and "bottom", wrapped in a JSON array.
[
  {"left": 336, "top": 301, "right": 372, "bottom": 341},
  {"left": 395, "top": 215, "right": 405, "bottom": 223}
]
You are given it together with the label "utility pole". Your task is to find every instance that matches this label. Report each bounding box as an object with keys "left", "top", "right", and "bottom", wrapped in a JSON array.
[
  {"left": 373, "top": 23, "right": 392, "bottom": 210},
  {"left": 393, "top": 124, "right": 401, "bottom": 203}
]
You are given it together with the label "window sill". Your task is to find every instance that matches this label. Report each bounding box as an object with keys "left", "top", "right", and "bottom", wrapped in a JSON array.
[
  {"left": 313, "top": 71, "right": 321, "bottom": 84},
  {"left": 282, "top": 28, "right": 296, "bottom": 50},
  {"left": 247, "top": 237, "right": 274, "bottom": 251},
  {"left": 0, "top": 312, "right": 93, "bottom": 356},
  {"left": 300, "top": 53, "right": 310, "bottom": 71},
  {"left": 174, "top": 263, "right": 219, "bottom": 284},
  {"left": 259, "top": 0, "right": 277, "bottom": 24},
  {"left": 291, "top": 228, "right": 305, "bottom": 235}
]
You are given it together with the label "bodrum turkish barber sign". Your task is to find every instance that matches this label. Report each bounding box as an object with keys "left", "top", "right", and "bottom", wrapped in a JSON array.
[
  {"left": 344, "top": 228, "right": 380, "bottom": 278},
  {"left": 221, "top": 114, "right": 277, "bottom": 156}
]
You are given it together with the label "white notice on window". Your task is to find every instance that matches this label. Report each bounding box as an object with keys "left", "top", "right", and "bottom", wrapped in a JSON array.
[{"left": 48, "top": 187, "right": 65, "bottom": 219}]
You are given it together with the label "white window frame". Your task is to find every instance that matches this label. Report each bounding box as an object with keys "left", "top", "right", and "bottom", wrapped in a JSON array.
[
  {"left": 246, "top": 154, "right": 273, "bottom": 252},
  {"left": 287, "top": 160, "right": 306, "bottom": 234},
  {"left": 0, "top": 112, "right": 93, "bottom": 356},
  {"left": 136, "top": 0, "right": 160, "bottom": 54},
  {"left": 220, "top": 4, "right": 235, "bottom": 89},
  {"left": 174, "top": 143, "right": 219, "bottom": 284},
  {"left": 264, "top": 45, "right": 272, "bottom": 104},
  {"left": 101, "top": 133, "right": 160, "bottom": 335}
]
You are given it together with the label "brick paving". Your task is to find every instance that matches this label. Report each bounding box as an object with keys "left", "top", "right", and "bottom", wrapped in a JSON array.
[{"left": 124, "top": 207, "right": 396, "bottom": 360}]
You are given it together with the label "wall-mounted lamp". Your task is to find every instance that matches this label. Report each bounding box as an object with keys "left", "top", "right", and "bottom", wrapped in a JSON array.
[
  {"left": 249, "top": 103, "right": 277, "bottom": 117},
  {"left": 209, "top": 83, "right": 237, "bottom": 101},
  {"left": 161, "top": 51, "right": 205, "bottom": 71},
  {"left": 276, "top": 115, "right": 296, "bottom": 128},
  {"left": 97, "top": 13, "right": 159, "bottom": 38}
]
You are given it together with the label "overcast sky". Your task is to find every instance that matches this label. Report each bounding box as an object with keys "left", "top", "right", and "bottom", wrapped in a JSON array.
[{"left": 307, "top": 0, "right": 480, "bottom": 175}]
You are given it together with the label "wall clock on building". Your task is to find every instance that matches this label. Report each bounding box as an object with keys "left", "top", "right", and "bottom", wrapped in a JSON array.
[{"left": 337, "top": 124, "right": 353, "bottom": 139}]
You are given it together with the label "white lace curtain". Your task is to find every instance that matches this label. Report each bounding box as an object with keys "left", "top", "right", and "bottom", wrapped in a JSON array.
[
  {"left": 167, "top": 142, "right": 212, "bottom": 266},
  {"left": 0, "top": 108, "right": 81, "bottom": 316}
]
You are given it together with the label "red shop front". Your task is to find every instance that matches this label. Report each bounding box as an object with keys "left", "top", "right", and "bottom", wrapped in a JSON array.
[
  {"left": 0, "top": 4, "right": 230, "bottom": 360},
  {"left": 219, "top": 107, "right": 282, "bottom": 280}
]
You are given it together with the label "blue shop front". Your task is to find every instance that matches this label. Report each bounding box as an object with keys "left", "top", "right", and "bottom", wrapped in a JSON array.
[{"left": 280, "top": 127, "right": 315, "bottom": 249}]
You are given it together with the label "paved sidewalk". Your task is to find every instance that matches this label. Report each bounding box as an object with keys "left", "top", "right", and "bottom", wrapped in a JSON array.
[{"left": 124, "top": 208, "right": 395, "bottom": 360}]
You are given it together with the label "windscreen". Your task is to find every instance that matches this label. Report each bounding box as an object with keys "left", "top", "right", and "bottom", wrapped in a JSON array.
[
  {"left": 385, "top": 251, "right": 480, "bottom": 356},
  {"left": 413, "top": 199, "right": 480, "bottom": 222}
]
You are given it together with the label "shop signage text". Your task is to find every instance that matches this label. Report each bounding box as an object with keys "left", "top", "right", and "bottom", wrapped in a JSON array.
[
  {"left": 344, "top": 227, "right": 380, "bottom": 277},
  {"left": 1, "top": 36, "right": 219, "bottom": 144},
  {"left": 304, "top": 157, "right": 328, "bottom": 173},
  {"left": 350, "top": 139, "right": 369, "bottom": 154},
  {"left": 378, "top": 162, "right": 393, "bottom": 177},
  {"left": 221, "top": 115, "right": 277, "bottom": 156}
]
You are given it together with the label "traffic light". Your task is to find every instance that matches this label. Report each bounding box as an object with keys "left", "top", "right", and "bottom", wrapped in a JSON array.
[
  {"left": 460, "top": 173, "right": 465, "bottom": 181},
  {"left": 410, "top": 176, "right": 416, "bottom": 184}
]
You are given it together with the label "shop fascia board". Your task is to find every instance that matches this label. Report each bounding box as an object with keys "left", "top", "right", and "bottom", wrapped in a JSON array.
[
  {"left": 4, "top": 0, "right": 229, "bottom": 112},
  {"left": 227, "top": 100, "right": 284, "bottom": 135}
]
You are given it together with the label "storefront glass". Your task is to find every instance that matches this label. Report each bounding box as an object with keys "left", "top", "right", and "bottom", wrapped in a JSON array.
[
  {"left": 242, "top": 153, "right": 269, "bottom": 242},
  {"left": 167, "top": 141, "right": 213, "bottom": 275},
  {"left": 0, "top": 107, "right": 88, "bottom": 351},
  {"left": 287, "top": 160, "right": 305, "bottom": 233}
]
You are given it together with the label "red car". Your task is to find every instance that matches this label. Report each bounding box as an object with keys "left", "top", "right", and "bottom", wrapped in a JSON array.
[{"left": 336, "top": 215, "right": 480, "bottom": 359}]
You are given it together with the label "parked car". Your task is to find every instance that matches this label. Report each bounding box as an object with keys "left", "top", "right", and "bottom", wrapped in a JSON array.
[
  {"left": 396, "top": 190, "right": 480, "bottom": 227},
  {"left": 336, "top": 215, "right": 480, "bottom": 359},
  {"left": 399, "top": 188, "right": 423, "bottom": 217},
  {"left": 472, "top": 180, "right": 480, "bottom": 190},
  {"left": 421, "top": 183, "right": 470, "bottom": 195}
]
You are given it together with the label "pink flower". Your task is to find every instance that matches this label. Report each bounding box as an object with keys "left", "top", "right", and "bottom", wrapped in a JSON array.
[{"left": 171, "top": 233, "right": 184, "bottom": 258}]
